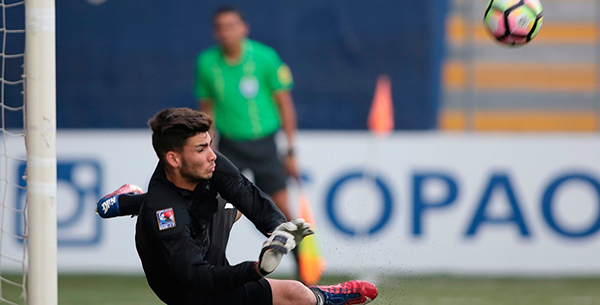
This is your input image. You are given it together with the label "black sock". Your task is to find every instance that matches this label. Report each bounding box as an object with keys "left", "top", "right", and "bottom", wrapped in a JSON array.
[{"left": 309, "top": 287, "right": 326, "bottom": 305}]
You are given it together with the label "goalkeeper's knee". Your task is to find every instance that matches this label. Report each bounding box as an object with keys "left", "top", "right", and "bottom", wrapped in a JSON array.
[{"left": 96, "top": 184, "right": 144, "bottom": 218}]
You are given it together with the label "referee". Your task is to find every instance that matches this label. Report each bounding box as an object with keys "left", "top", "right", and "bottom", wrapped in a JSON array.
[{"left": 194, "top": 6, "right": 298, "bottom": 222}]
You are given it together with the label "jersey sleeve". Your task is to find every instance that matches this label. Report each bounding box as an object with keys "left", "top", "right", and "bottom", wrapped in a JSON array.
[
  {"left": 141, "top": 200, "right": 261, "bottom": 294},
  {"left": 264, "top": 48, "right": 294, "bottom": 93},
  {"left": 118, "top": 193, "right": 145, "bottom": 216},
  {"left": 194, "top": 53, "right": 214, "bottom": 101}
]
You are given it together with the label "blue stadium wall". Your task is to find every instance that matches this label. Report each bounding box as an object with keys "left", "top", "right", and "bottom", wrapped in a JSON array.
[{"left": 14, "top": 0, "right": 447, "bottom": 129}]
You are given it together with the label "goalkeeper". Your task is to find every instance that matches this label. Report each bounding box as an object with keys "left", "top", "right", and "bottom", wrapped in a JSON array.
[{"left": 97, "top": 107, "right": 377, "bottom": 305}]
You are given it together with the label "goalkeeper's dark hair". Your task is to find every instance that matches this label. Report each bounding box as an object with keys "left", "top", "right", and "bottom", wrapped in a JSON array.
[
  {"left": 213, "top": 5, "right": 246, "bottom": 22},
  {"left": 148, "top": 108, "right": 213, "bottom": 162}
]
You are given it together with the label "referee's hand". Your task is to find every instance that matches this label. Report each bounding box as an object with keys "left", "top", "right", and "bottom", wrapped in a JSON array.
[{"left": 285, "top": 154, "right": 300, "bottom": 179}]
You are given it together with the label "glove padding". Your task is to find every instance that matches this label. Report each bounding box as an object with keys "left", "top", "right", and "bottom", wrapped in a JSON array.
[
  {"left": 96, "top": 184, "right": 144, "bottom": 218},
  {"left": 256, "top": 231, "right": 296, "bottom": 277},
  {"left": 272, "top": 218, "right": 314, "bottom": 246}
]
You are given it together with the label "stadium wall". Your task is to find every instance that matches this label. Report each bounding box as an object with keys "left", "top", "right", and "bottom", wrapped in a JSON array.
[
  {"left": 2, "top": 130, "right": 600, "bottom": 276},
  {"left": 42, "top": 0, "right": 446, "bottom": 130}
]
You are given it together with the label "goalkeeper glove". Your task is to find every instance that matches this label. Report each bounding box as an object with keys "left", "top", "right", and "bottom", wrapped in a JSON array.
[
  {"left": 255, "top": 231, "right": 296, "bottom": 277},
  {"left": 96, "top": 184, "right": 144, "bottom": 218},
  {"left": 272, "top": 218, "right": 314, "bottom": 246}
]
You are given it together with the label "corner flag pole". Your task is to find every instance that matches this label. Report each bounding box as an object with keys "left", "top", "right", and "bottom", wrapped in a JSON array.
[
  {"left": 360, "top": 74, "right": 394, "bottom": 283},
  {"left": 25, "top": 0, "right": 58, "bottom": 304},
  {"left": 366, "top": 73, "right": 395, "bottom": 170},
  {"left": 295, "top": 178, "right": 326, "bottom": 286},
  {"left": 366, "top": 74, "right": 394, "bottom": 172},
  {"left": 367, "top": 74, "right": 394, "bottom": 137}
]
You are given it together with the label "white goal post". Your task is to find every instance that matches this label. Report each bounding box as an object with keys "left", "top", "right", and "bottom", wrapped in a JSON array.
[{"left": 24, "top": 0, "right": 57, "bottom": 303}]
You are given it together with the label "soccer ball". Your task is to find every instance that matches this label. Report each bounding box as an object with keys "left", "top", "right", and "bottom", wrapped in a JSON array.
[{"left": 484, "top": 0, "right": 544, "bottom": 46}]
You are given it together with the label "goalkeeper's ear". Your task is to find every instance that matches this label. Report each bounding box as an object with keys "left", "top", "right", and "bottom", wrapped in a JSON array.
[{"left": 164, "top": 151, "right": 182, "bottom": 169}]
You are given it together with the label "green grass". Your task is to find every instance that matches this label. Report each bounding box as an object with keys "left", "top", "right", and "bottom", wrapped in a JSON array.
[
  {"left": 372, "top": 276, "right": 600, "bottom": 305},
  {"left": 2, "top": 275, "right": 600, "bottom": 304}
]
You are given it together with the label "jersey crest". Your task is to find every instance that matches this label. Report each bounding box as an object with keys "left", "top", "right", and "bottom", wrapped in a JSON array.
[
  {"left": 156, "top": 207, "right": 176, "bottom": 231},
  {"left": 239, "top": 75, "right": 259, "bottom": 99}
]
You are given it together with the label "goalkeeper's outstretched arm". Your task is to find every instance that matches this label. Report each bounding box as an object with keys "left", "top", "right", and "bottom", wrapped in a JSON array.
[
  {"left": 96, "top": 184, "right": 145, "bottom": 218},
  {"left": 118, "top": 193, "right": 146, "bottom": 216}
]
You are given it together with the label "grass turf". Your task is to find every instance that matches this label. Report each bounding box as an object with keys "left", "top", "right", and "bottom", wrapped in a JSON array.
[{"left": 1, "top": 275, "right": 600, "bottom": 304}]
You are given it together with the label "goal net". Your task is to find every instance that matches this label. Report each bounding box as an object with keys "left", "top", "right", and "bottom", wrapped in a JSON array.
[
  {"left": 1, "top": 0, "right": 27, "bottom": 304},
  {"left": 0, "top": 0, "right": 56, "bottom": 304}
]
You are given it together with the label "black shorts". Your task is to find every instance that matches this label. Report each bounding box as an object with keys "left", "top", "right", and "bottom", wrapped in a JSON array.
[
  {"left": 218, "top": 133, "right": 287, "bottom": 194},
  {"left": 198, "top": 278, "right": 273, "bottom": 305},
  {"left": 184, "top": 278, "right": 272, "bottom": 305}
]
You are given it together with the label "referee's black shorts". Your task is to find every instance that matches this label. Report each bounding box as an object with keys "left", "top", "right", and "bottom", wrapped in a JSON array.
[{"left": 218, "top": 133, "right": 287, "bottom": 195}]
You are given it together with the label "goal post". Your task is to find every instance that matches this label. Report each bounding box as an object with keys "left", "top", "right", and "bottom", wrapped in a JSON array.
[{"left": 24, "top": 0, "right": 57, "bottom": 303}]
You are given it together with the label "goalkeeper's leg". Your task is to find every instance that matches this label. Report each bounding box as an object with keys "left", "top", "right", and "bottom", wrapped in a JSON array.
[
  {"left": 268, "top": 279, "right": 316, "bottom": 305},
  {"left": 267, "top": 279, "right": 377, "bottom": 305}
]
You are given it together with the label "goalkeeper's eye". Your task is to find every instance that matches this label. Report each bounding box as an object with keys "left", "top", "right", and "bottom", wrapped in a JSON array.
[{"left": 196, "top": 143, "right": 209, "bottom": 153}]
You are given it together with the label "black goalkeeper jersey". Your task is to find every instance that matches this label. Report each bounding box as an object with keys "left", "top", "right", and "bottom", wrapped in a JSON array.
[{"left": 134, "top": 152, "right": 285, "bottom": 305}]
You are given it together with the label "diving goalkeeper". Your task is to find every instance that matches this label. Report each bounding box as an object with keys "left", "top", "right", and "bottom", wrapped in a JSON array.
[{"left": 96, "top": 107, "right": 378, "bottom": 305}]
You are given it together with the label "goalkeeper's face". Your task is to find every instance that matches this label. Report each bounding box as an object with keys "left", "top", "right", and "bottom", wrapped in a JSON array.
[
  {"left": 214, "top": 11, "right": 248, "bottom": 50},
  {"left": 178, "top": 132, "right": 217, "bottom": 183}
]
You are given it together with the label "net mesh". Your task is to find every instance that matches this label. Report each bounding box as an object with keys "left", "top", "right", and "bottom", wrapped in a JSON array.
[{"left": 0, "top": 0, "right": 27, "bottom": 304}]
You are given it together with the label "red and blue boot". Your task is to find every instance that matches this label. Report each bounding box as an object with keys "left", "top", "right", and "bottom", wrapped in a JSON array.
[{"left": 310, "top": 280, "right": 378, "bottom": 305}]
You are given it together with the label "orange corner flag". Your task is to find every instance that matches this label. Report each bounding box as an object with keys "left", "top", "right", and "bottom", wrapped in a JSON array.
[
  {"left": 297, "top": 189, "right": 326, "bottom": 286},
  {"left": 367, "top": 74, "right": 394, "bottom": 136}
]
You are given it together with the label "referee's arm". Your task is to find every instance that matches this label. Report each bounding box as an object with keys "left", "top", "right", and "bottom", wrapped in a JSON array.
[
  {"left": 199, "top": 99, "right": 218, "bottom": 147},
  {"left": 273, "top": 90, "right": 300, "bottom": 178},
  {"left": 273, "top": 90, "right": 297, "bottom": 148},
  {"left": 199, "top": 98, "right": 213, "bottom": 116}
]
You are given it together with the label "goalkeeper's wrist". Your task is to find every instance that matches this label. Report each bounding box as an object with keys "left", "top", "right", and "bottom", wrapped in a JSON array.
[
  {"left": 253, "top": 261, "right": 269, "bottom": 278},
  {"left": 97, "top": 194, "right": 122, "bottom": 218}
]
